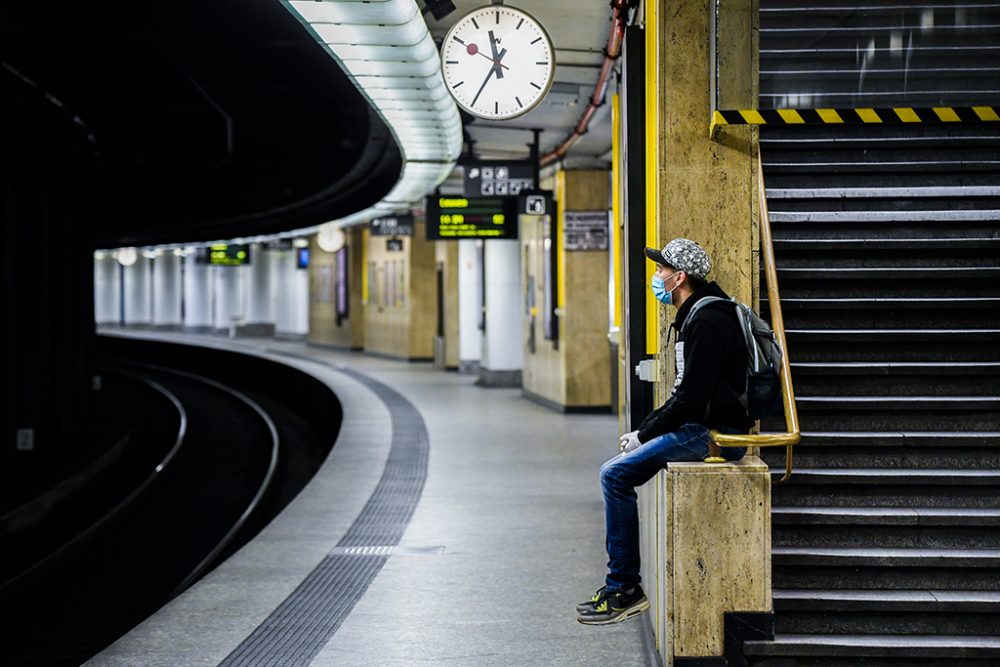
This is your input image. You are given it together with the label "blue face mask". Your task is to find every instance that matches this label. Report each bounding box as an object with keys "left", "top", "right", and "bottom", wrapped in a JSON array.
[{"left": 651, "top": 273, "right": 679, "bottom": 305}]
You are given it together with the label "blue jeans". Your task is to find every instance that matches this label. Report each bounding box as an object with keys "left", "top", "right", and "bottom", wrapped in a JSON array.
[{"left": 599, "top": 423, "right": 746, "bottom": 592}]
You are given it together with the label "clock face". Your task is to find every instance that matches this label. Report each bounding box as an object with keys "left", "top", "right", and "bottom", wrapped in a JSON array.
[{"left": 440, "top": 5, "right": 555, "bottom": 121}]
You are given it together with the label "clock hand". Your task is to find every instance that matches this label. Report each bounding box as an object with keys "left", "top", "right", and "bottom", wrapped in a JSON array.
[
  {"left": 488, "top": 30, "right": 504, "bottom": 79},
  {"left": 470, "top": 60, "right": 499, "bottom": 110},
  {"left": 476, "top": 51, "right": 509, "bottom": 70}
]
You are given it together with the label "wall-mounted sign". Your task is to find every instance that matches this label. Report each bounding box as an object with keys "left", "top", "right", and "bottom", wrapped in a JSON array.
[
  {"left": 386, "top": 238, "right": 404, "bottom": 252},
  {"left": 426, "top": 196, "right": 519, "bottom": 240},
  {"left": 370, "top": 214, "right": 415, "bottom": 237},
  {"left": 518, "top": 189, "right": 554, "bottom": 217},
  {"left": 209, "top": 243, "right": 251, "bottom": 266},
  {"left": 463, "top": 160, "right": 536, "bottom": 197},
  {"left": 564, "top": 211, "right": 609, "bottom": 251},
  {"left": 265, "top": 239, "right": 293, "bottom": 251},
  {"left": 296, "top": 246, "right": 310, "bottom": 269}
]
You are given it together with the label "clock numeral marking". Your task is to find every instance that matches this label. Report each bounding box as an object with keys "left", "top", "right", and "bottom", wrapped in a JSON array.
[
  {"left": 516, "top": 18, "right": 524, "bottom": 30},
  {"left": 536, "top": 61, "right": 548, "bottom": 66},
  {"left": 471, "top": 17, "right": 479, "bottom": 29},
  {"left": 446, "top": 60, "right": 459, "bottom": 64},
  {"left": 453, "top": 36, "right": 466, "bottom": 45},
  {"left": 530, "top": 82, "right": 542, "bottom": 90},
  {"left": 515, "top": 96, "right": 523, "bottom": 109},
  {"left": 453, "top": 81, "right": 464, "bottom": 88},
  {"left": 495, "top": 10, "right": 500, "bottom": 25},
  {"left": 530, "top": 37, "right": 542, "bottom": 44},
  {"left": 495, "top": 101, "right": 499, "bottom": 114}
]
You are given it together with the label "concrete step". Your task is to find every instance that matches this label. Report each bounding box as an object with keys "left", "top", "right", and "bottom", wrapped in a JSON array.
[
  {"left": 771, "top": 198, "right": 1000, "bottom": 215},
  {"left": 787, "top": 431, "right": 1000, "bottom": 447},
  {"left": 795, "top": 396, "right": 1000, "bottom": 411},
  {"left": 776, "top": 267, "right": 1000, "bottom": 279},
  {"left": 786, "top": 329, "right": 1000, "bottom": 343},
  {"left": 764, "top": 158, "right": 1000, "bottom": 174},
  {"left": 771, "top": 210, "right": 1000, "bottom": 224},
  {"left": 770, "top": 221, "right": 1000, "bottom": 242},
  {"left": 745, "top": 634, "right": 1000, "bottom": 661},
  {"left": 761, "top": 445, "right": 1000, "bottom": 471},
  {"left": 768, "top": 298, "right": 1000, "bottom": 310},
  {"left": 773, "top": 613, "right": 1000, "bottom": 638},
  {"left": 774, "top": 589, "right": 1000, "bottom": 613},
  {"left": 789, "top": 362, "right": 1000, "bottom": 397},
  {"left": 767, "top": 186, "right": 1000, "bottom": 200},
  {"left": 773, "top": 522, "right": 1000, "bottom": 549},
  {"left": 773, "top": 546, "right": 1000, "bottom": 568},
  {"left": 791, "top": 362, "right": 1000, "bottom": 376},
  {"left": 780, "top": 314, "right": 1000, "bottom": 334},
  {"left": 784, "top": 338, "right": 999, "bottom": 364},
  {"left": 759, "top": 432, "right": 1000, "bottom": 469},
  {"left": 774, "top": 468, "right": 1000, "bottom": 486},
  {"left": 771, "top": 238, "right": 1000, "bottom": 251},
  {"left": 773, "top": 507, "right": 1000, "bottom": 527}
]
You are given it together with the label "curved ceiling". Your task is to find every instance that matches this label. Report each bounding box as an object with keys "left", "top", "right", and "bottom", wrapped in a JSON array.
[{"left": 2, "top": 0, "right": 403, "bottom": 247}]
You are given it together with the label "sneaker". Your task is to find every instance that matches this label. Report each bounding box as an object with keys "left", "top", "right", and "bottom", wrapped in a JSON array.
[
  {"left": 575, "top": 585, "right": 606, "bottom": 613},
  {"left": 576, "top": 585, "right": 649, "bottom": 625}
]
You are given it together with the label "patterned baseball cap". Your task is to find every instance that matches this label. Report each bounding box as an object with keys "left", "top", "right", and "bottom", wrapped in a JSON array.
[{"left": 643, "top": 238, "right": 712, "bottom": 280}]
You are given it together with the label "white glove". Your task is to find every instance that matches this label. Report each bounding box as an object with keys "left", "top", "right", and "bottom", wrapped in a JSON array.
[{"left": 619, "top": 430, "right": 641, "bottom": 454}]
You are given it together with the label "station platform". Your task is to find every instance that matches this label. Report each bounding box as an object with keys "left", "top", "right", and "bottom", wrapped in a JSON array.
[{"left": 87, "top": 332, "right": 652, "bottom": 667}]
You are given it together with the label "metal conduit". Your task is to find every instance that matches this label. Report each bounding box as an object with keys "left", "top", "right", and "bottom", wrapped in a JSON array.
[{"left": 539, "top": 0, "right": 629, "bottom": 167}]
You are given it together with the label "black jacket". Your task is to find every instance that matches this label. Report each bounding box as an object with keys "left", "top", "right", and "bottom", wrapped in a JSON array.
[{"left": 637, "top": 282, "right": 754, "bottom": 443}]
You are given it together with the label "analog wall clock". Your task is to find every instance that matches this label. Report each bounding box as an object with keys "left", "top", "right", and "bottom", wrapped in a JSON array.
[{"left": 440, "top": 4, "right": 555, "bottom": 120}]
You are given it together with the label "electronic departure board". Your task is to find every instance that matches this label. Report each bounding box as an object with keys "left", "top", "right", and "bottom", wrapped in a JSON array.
[
  {"left": 425, "top": 196, "right": 518, "bottom": 240},
  {"left": 209, "top": 243, "right": 250, "bottom": 266}
]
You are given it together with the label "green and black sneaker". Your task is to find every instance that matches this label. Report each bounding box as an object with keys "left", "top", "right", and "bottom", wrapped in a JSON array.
[
  {"left": 576, "top": 585, "right": 649, "bottom": 625},
  {"left": 575, "top": 585, "right": 607, "bottom": 613}
]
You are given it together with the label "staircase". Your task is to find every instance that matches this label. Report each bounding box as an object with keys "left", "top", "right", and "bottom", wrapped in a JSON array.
[
  {"left": 745, "top": 122, "right": 1000, "bottom": 665},
  {"left": 743, "top": 2, "right": 1000, "bottom": 662}
]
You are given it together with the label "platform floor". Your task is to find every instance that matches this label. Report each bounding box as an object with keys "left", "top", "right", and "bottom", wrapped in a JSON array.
[{"left": 88, "top": 333, "right": 651, "bottom": 667}]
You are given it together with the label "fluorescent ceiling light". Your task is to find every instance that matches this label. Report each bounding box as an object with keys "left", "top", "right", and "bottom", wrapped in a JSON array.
[{"left": 283, "top": 0, "right": 461, "bottom": 229}]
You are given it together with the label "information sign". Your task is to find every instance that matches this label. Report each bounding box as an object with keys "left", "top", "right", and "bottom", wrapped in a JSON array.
[
  {"left": 563, "top": 211, "right": 609, "bottom": 251},
  {"left": 518, "top": 189, "right": 554, "bottom": 217},
  {"left": 463, "top": 160, "right": 536, "bottom": 197},
  {"left": 426, "top": 196, "right": 519, "bottom": 240},
  {"left": 209, "top": 243, "right": 251, "bottom": 266},
  {"left": 370, "top": 214, "right": 414, "bottom": 237}
]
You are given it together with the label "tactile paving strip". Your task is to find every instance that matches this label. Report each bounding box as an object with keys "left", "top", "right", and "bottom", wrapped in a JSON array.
[{"left": 218, "top": 367, "right": 429, "bottom": 667}]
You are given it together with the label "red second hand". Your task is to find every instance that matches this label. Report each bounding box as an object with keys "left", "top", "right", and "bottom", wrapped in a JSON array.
[{"left": 466, "top": 43, "right": 509, "bottom": 70}]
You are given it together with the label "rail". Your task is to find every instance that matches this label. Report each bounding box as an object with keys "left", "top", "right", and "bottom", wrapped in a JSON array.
[{"left": 704, "top": 152, "right": 800, "bottom": 482}]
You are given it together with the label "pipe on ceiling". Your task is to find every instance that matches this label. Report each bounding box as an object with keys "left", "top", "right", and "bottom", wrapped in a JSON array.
[{"left": 539, "top": 0, "right": 629, "bottom": 167}]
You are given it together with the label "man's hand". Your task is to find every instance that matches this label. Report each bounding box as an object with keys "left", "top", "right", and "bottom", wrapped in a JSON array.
[{"left": 619, "top": 430, "right": 641, "bottom": 455}]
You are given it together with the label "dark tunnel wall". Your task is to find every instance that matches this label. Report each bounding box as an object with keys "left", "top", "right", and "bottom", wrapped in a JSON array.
[
  {"left": 1, "top": 0, "right": 403, "bottom": 472},
  {"left": 1, "top": 0, "right": 403, "bottom": 247},
  {"left": 2, "top": 67, "right": 96, "bottom": 470}
]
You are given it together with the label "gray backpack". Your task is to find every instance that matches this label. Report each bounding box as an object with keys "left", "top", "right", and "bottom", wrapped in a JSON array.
[{"left": 683, "top": 296, "right": 784, "bottom": 420}]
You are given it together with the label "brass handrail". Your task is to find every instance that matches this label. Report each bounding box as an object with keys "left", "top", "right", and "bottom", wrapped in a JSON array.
[{"left": 705, "top": 152, "right": 801, "bottom": 482}]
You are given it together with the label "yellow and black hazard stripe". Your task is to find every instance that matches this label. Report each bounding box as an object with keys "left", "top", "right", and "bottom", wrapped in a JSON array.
[{"left": 712, "top": 106, "right": 1000, "bottom": 134}]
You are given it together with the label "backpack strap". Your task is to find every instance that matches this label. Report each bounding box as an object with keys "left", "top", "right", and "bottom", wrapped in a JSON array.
[{"left": 680, "top": 295, "right": 732, "bottom": 336}]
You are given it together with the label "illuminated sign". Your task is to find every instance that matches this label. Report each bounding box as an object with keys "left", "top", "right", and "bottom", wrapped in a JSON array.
[
  {"left": 463, "top": 160, "right": 536, "bottom": 197},
  {"left": 371, "top": 214, "right": 415, "bottom": 237},
  {"left": 296, "top": 247, "right": 310, "bottom": 269},
  {"left": 209, "top": 244, "right": 250, "bottom": 266},
  {"left": 426, "top": 196, "right": 518, "bottom": 240}
]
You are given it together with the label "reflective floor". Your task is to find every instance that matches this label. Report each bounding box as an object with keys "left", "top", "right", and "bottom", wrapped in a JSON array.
[{"left": 87, "top": 332, "right": 649, "bottom": 667}]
